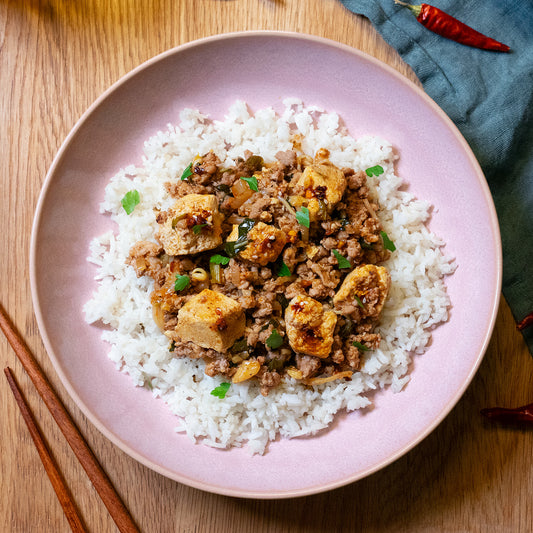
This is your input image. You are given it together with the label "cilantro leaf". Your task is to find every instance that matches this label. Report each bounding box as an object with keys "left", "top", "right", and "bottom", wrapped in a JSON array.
[
  {"left": 266, "top": 329, "right": 284, "bottom": 350},
  {"left": 277, "top": 261, "right": 291, "bottom": 277},
  {"left": 180, "top": 162, "right": 193, "bottom": 181},
  {"left": 332, "top": 249, "right": 351, "bottom": 269},
  {"left": 121, "top": 190, "right": 140, "bottom": 215},
  {"left": 210, "top": 254, "right": 231, "bottom": 265},
  {"left": 193, "top": 223, "right": 207, "bottom": 235},
  {"left": 210, "top": 382, "right": 231, "bottom": 399},
  {"left": 380, "top": 230, "right": 396, "bottom": 252},
  {"left": 352, "top": 341, "right": 370, "bottom": 351},
  {"left": 240, "top": 175, "right": 259, "bottom": 192},
  {"left": 174, "top": 274, "right": 190, "bottom": 292},
  {"left": 295, "top": 207, "right": 310, "bottom": 228},
  {"left": 365, "top": 165, "right": 384, "bottom": 177}
]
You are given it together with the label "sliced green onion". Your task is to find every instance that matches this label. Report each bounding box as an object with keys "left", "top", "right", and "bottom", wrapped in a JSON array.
[
  {"left": 193, "top": 223, "right": 207, "bottom": 234},
  {"left": 354, "top": 294, "right": 365, "bottom": 309},
  {"left": 352, "top": 341, "right": 370, "bottom": 351},
  {"left": 209, "top": 262, "right": 222, "bottom": 284}
]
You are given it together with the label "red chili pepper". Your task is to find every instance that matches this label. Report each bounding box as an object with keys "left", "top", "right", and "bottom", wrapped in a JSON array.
[
  {"left": 480, "top": 402, "right": 533, "bottom": 425},
  {"left": 517, "top": 311, "right": 533, "bottom": 331},
  {"left": 395, "top": 1, "right": 511, "bottom": 52}
]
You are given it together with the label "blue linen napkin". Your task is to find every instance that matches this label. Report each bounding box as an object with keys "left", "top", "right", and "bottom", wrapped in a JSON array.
[{"left": 339, "top": 0, "right": 533, "bottom": 355}]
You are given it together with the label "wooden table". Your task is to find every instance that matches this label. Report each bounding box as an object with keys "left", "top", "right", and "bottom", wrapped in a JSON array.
[{"left": 1, "top": 1, "right": 532, "bottom": 531}]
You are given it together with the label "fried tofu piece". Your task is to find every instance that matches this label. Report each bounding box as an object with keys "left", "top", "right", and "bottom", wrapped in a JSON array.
[
  {"left": 285, "top": 295, "right": 337, "bottom": 358},
  {"left": 155, "top": 194, "right": 223, "bottom": 255},
  {"left": 290, "top": 162, "right": 347, "bottom": 222},
  {"left": 227, "top": 221, "right": 287, "bottom": 266},
  {"left": 174, "top": 289, "right": 245, "bottom": 352},
  {"left": 333, "top": 264, "right": 390, "bottom": 318}
]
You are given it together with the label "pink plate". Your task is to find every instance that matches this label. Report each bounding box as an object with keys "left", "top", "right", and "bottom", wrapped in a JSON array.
[{"left": 30, "top": 32, "right": 501, "bottom": 498}]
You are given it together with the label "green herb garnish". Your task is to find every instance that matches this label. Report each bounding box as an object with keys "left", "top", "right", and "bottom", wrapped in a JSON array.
[
  {"left": 240, "top": 175, "right": 259, "bottom": 192},
  {"left": 277, "top": 260, "right": 291, "bottom": 277},
  {"left": 210, "top": 254, "right": 231, "bottom": 265},
  {"left": 365, "top": 165, "right": 384, "bottom": 177},
  {"left": 231, "top": 338, "right": 248, "bottom": 353},
  {"left": 354, "top": 294, "right": 365, "bottom": 309},
  {"left": 193, "top": 223, "right": 207, "bottom": 235},
  {"left": 352, "top": 341, "right": 370, "bottom": 351},
  {"left": 332, "top": 250, "right": 351, "bottom": 269},
  {"left": 121, "top": 190, "right": 140, "bottom": 215},
  {"left": 210, "top": 382, "right": 231, "bottom": 399},
  {"left": 169, "top": 341, "right": 176, "bottom": 352},
  {"left": 180, "top": 162, "right": 193, "bottom": 181},
  {"left": 174, "top": 274, "right": 190, "bottom": 292},
  {"left": 266, "top": 329, "right": 284, "bottom": 350},
  {"left": 380, "top": 230, "right": 396, "bottom": 252},
  {"left": 225, "top": 218, "right": 255, "bottom": 257},
  {"left": 295, "top": 206, "right": 310, "bottom": 228}
]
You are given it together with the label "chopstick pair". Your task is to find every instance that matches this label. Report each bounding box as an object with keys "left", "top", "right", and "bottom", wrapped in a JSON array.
[{"left": 0, "top": 304, "right": 139, "bottom": 533}]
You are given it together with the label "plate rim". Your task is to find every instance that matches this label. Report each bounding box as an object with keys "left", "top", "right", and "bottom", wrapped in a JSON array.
[{"left": 29, "top": 30, "right": 502, "bottom": 498}]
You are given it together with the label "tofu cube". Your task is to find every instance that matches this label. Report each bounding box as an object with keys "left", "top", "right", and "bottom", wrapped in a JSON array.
[
  {"left": 285, "top": 295, "right": 337, "bottom": 358},
  {"left": 174, "top": 289, "right": 245, "bottom": 352},
  {"left": 333, "top": 264, "right": 390, "bottom": 318},
  {"left": 227, "top": 221, "right": 287, "bottom": 266},
  {"left": 290, "top": 163, "right": 347, "bottom": 222},
  {"left": 155, "top": 194, "right": 223, "bottom": 255}
]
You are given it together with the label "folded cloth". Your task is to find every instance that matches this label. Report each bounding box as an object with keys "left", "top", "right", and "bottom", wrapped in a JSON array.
[{"left": 340, "top": 0, "right": 533, "bottom": 355}]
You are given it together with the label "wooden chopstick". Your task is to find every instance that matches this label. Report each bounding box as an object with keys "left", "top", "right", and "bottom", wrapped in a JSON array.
[
  {"left": 0, "top": 304, "right": 139, "bottom": 533},
  {"left": 4, "top": 367, "right": 88, "bottom": 533}
]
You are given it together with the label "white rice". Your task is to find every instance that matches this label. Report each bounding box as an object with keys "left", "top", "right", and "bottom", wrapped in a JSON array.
[{"left": 84, "top": 99, "right": 456, "bottom": 455}]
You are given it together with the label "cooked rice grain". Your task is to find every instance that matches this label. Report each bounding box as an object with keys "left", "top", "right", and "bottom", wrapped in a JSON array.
[{"left": 84, "top": 99, "right": 456, "bottom": 454}]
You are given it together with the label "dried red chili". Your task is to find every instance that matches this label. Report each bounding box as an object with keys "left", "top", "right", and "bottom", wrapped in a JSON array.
[
  {"left": 516, "top": 311, "right": 533, "bottom": 331},
  {"left": 395, "top": 1, "right": 511, "bottom": 52},
  {"left": 480, "top": 402, "right": 533, "bottom": 425}
]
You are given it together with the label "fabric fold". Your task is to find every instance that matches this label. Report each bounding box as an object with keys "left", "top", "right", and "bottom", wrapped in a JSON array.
[{"left": 340, "top": 0, "right": 533, "bottom": 355}]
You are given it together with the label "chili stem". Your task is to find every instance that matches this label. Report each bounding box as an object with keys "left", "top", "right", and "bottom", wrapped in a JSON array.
[{"left": 394, "top": 0, "right": 421, "bottom": 17}]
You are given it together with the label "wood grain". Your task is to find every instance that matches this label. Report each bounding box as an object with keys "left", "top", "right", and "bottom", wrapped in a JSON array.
[{"left": 1, "top": 1, "right": 531, "bottom": 532}]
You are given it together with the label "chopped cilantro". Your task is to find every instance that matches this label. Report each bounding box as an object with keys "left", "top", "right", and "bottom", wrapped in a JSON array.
[
  {"left": 192, "top": 223, "right": 207, "bottom": 235},
  {"left": 332, "top": 249, "right": 351, "bottom": 269},
  {"left": 240, "top": 175, "right": 259, "bottom": 192},
  {"left": 365, "top": 165, "right": 384, "bottom": 177},
  {"left": 180, "top": 162, "right": 193, "bottom": 181},
  {"left": 266, "top": 328, "right": 284, "bottom": 350},
  {"left": 354, "top": 294, "right": 365, "bottom": 309},
  {"left": 174, "top": 274, "right": 190, "bottom": 292},
  {"left": 295, "top": 206, "right": 310, "bottom": 228},
  {"left": 353, "top": 341, "right": 370, "bottom": 351},
  {"left": 210, "top": 254, "right": 231, "bottom": 265},
  {"left": 380, "top": 230, "right": 396, "bottom": 252},
  {"left": 210, "top": 382, "right": 231, "bottom": 399},
  {"left": 277, "top": 260, "right": 291, "bottom": 277},
  {"left": 169, "top": 341, "right": 176, "bottom": 352},
  {"left": 121, "top": 190, "right": 140, "bottom": 215}
]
